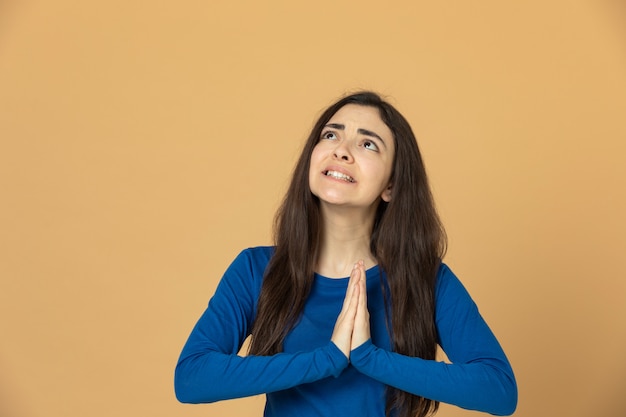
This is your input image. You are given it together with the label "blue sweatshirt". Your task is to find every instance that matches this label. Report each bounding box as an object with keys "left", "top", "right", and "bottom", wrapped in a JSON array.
[{"left": 175, "top": 246, "right": 517, "bottom": 416}]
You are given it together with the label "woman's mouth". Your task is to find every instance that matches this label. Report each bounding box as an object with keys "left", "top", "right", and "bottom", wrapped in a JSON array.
[{"left": 323, "top": 170, "right": 355, "bottom": 183}]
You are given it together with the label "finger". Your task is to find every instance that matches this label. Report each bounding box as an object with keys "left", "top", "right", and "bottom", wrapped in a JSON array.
[
  {"left": 338, "top": 264, "right": 360, "bottom": 315},
  {"left": 331, "top": 268, "right": 360, "bottom": 358},
  {"left": 356, "top": 260, "right": 367, "bottom": 312},
  {"left": 351, "top": 260, "right": 371, "bottom": 350},
  {"left": 358, "top": 260, "right": 367, "bottom": 304},
  {"left": 332, "top": 265, "right": 360, "bottom": 325}
]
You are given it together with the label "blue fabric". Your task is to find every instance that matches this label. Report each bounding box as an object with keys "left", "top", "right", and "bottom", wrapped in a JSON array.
[{"left": 175, "top": 246, "right": 517, "bottom": 416}]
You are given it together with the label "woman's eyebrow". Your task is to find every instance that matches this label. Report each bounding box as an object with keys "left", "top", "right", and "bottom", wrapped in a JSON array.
[
  {"left": 325, "top": 123, "right": 345, "bottom": 130},
  {"left": 323, "top": 123, "right": 387, "bottom": 148},
  {"left": 358, "top": 128, "right": 386, "bottom": 147}
]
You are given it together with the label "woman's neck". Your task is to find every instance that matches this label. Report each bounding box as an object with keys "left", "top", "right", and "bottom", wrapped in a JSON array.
[{"left": 315, "top": 204, "right": 378, "bottom": 278}]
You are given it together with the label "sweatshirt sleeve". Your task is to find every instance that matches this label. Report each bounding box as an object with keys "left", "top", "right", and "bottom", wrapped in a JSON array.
[
  {"left": 174, "top": 249, "right": 349, "bottom": 403},
  {"left": 349, "top": 264, "right": 517, "bottom": 416}
]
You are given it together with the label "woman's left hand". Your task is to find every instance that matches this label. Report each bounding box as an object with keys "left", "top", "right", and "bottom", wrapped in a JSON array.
[{"left": 351, "top": 260, "right": 371, "bottom": 350}]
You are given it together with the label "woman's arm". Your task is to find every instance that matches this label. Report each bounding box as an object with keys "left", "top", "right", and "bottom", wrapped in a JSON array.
[
  {"left": 349, "top": 264, "right": 517, "bottom": 416},
  {"left": 174, "top": 248, "right": 349, "bottom": 403}
]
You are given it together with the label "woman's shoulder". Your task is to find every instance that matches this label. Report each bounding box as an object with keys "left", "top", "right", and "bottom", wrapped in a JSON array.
[
  {"left": 236, "top": 245, "right": 275, "bottom": 262},
  {"left": 217, "top": 246, "right": 276, "bottom": 296},
  {"left": 434, "top": 262, "right": 482, "bottom": 318},
  {"left": 226, "top": 246, "right": 276, "bottom": 276},
  {"left": 435, "top": 262, "right": 471, "bottom": 299}
]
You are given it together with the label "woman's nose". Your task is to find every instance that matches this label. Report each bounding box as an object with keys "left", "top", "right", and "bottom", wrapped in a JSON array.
[{"left": 333, "top": 141, "right": 353, "bottom": 162}]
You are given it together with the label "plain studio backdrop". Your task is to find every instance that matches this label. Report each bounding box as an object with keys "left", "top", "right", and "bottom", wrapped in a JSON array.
[{"left": 1, "top": 1, "right": 625, "bottom": 416}]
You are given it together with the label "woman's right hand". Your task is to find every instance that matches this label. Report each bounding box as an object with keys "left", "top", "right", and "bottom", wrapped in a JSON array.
[{"left": 330, "top": 263, "right": 361, "bottom": 359}]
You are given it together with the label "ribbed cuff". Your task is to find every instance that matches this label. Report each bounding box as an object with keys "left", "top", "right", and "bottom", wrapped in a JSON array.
[{"left": 327, "top": 341, "right": 350, "bottom": 377}]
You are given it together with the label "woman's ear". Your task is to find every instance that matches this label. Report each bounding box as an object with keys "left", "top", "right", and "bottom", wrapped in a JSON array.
[{"left": 381, "top": 183, "right": 392, "bottom": 202}]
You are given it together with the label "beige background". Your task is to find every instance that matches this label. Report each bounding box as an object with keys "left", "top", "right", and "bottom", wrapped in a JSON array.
[{"left": 1, "top": 1, "right": 625, "bottom": 416}]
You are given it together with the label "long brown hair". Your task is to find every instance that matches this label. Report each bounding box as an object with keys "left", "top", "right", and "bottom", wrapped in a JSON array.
[{"left": 249, "top": 91, "right": 447, "bottom": 417}]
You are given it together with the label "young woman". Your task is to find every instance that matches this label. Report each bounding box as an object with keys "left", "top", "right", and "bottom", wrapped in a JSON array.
[{"left": 175, "top": 91, "right": 517, "bottom": 417}]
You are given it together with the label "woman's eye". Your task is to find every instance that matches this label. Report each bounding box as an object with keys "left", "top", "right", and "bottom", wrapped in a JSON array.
[
  {"left": 363, "top": 140, "right": 379, "bottom": 151},
  {"left": 321, "top": 131, "right": 337, "bottom": 140}
]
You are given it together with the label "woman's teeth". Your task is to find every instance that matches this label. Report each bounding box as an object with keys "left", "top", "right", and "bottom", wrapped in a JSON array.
[{"left": 325, "top": 170, "right": 354, "bottom": 183}]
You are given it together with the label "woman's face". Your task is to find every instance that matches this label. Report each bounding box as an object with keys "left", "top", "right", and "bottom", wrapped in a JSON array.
[{"left": 308, "top": 104, "right": 395, "bottom": 211}]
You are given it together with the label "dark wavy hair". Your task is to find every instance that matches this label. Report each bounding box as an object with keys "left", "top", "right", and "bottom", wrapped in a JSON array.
[{"left": 249, "top": 91, "right": 447, "bottom": 417}]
